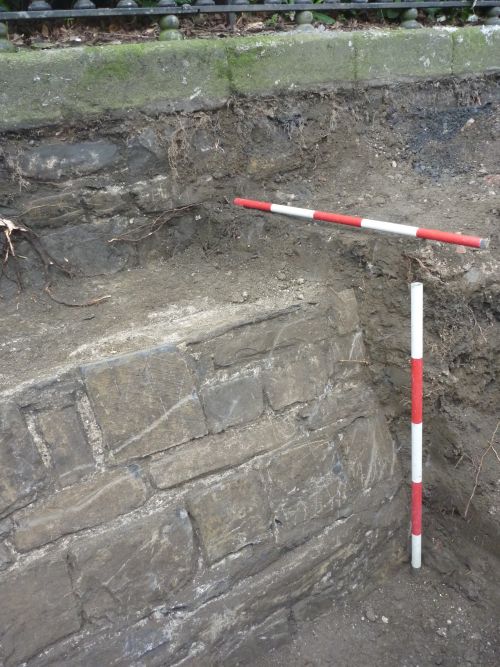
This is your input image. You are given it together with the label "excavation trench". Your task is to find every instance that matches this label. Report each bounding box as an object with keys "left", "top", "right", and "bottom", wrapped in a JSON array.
[{"left": 0, "top": 75, "right": 499, "bottom": 666}]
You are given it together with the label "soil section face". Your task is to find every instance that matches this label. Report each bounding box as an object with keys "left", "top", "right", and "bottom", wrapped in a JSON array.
[{"left": 1, "top": 76, "right": 499, "bottom": 665}]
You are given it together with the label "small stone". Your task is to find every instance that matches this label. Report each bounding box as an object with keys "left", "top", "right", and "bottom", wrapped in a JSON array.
[
  {"left": 277, "top": 271, "right": 286, "bottom": 280},
  {"left": 297, "top": 292, "right": 304, "bottom": 300},
  {"left": 381, "top": 615, "right": 389, "bottom": 624},
  {"left": 391, "top": 161, "right": 397, "bottom": 168},
  {"left": 296, "top": 277, "right": 305, "bottom": 285},
  {"left": 365, "top": 606, "right": 377, "bottom": 622},
  {"left": 436, "top": 627, "right": 447, "bottom": 638},
  {"left": 242, "top": 290, "right": 249, "bottom": 301}
]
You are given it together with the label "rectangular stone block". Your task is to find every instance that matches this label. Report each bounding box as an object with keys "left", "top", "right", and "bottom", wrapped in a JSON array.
[
  {"left": 328, "top": 330, "right": 367, "bottom": 381},
  {"left": 37, "top": 405, "right": 94, "bottom": 487},
  {"left": 82, "top": 346, "right": 207, "bottom": 462},
  {"left": 21, "top": 190, "right": 84, "bottom": 228},
  {"left": 299, "top": 381, "right": 378, "bottom": 432},
  {"left": 150, "top": 415, "right": 297, "bottom": 489},
  {"left": 227, "top": 33, "right": 356, "bottom": 96},
  {"left": 187, "top": 472, "right": 270, "bottom": 564},
  {"left": 355, "top": 29, "right": 453, "bottom": 82},
  {"left": 14, "top": 468, "right": 148, "bottom": 551},
  {"left": 0, "top": 41, "right": 231, "bottom": 132},
  {"left": 260, "top": 439, "right": 348, "bottom": 545},
  {"left": 338, "top": 413, "right": 398, "bottom": 493},
  {"left": 69, "top": 506, "right": 194, "bottom": 624},
  {"left": 330, "top": 288, "right": 360, "bottom": 335},
  {"left": 452, "top": 27, "right": 500, "bottom": 75},
  {"left": 0, "top": 402, "right": 45, "bottom": 518},
  {"left": 0, "top": 557, "right": 80, "bottom": 665},
  {"left": 200, "top": 372, "right": 264, "bottom": 433},
  {"left": 263, "top": 344, "right": 328, "bottom": 410},
  {"left": 207, "top": 308, "right": 333, "bottom": 368}
]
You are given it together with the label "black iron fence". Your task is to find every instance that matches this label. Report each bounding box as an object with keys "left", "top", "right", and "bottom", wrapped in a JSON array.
[{"left": 0, "top": 1, "right": 498, "bottom": 22}]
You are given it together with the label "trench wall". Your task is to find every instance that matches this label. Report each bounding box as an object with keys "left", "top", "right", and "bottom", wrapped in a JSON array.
[
  {"left": 0, "top": 25, "right": 498, "bottom": 667},
  {"left": 1, "top": 297, "right": 404, "bottom": 666}
]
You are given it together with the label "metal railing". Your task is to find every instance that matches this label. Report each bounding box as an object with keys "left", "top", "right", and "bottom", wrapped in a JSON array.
[{"left": 0, "top": 2, "right": 498, "bottom": 22}]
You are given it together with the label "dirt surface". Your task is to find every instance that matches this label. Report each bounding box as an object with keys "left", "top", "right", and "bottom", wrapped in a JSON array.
[
  {"left": 1, "top": 78, "right": 499, "bottom": 665},
  {"left": 258, "top": 517, "right": 500, "bottom": 667}
]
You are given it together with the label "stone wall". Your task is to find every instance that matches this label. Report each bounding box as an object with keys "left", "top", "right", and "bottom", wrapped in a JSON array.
[{"left": 0, "top": 296, "right": 405, "bottom": 666}]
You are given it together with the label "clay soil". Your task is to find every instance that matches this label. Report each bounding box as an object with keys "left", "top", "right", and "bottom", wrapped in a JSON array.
[{"left": 1, "top": 79, "right": 499, "bottom": 666}]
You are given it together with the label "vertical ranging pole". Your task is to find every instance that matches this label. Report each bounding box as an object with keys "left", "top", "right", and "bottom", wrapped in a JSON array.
[{"left": 411, "top": 282, "right": 423, "bottom": 570}]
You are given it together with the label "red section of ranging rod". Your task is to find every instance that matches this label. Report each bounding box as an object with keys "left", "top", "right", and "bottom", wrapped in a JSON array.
[
  {"left": 411, "top": 358, "right": 423, "bottom": 423},
  {"left": 233, "top": 198, "right": 489, "bottom": 249},
  {"left": 411, "top": 482, "right": 423, "bottom": 535}
]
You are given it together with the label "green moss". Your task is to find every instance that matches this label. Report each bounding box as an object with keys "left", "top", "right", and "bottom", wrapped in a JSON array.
[
  {"left": 355, "top": 29, "right": 453, "bottom": 81},
  {"left": 225, "top": 33, "right": 355, "bottom": 95},
  {"left": 452, "top": 27, "right": 500, "bottom": 74}
]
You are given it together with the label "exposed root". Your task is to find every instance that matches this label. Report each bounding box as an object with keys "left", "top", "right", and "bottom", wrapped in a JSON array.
[
  {"left": 44, "top": 287, "right": 111, "bottom": 308},
  {"left": 0, "top": 215, "right": 108, "bottom": 307},
  {"left": 108, "top": 203, "right": 200, "bottom": 244},
  {"left": 464, "top": 420, "right": 500, "bottom": 519}
]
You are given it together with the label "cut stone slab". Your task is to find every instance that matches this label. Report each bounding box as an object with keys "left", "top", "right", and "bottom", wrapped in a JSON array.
[
  {"left": 201, "top": 307, "right": 333, "bottom": 369},
  {"left": 200, "top": 372, "right": 264, "bottom": 433},
  {"left": 149, "top": 414, "right": 298, "bottom": 489},
  {"left": 452, "top": 26, "right": 500, "bottom": 75},
  {"left": 354, "top": 29, "right": 453, "bottom": 81},
  {"left": 0, "top": 402, "right": 46, "bottom": 518},
  {"left": 17, "top": 141, "right": 119, "bottom": 181},
  {"left": 263, "top": 343, "right": 328, "bottom": 410},
  {"left": 299, "top": 381, "right": 378, "bottom": 432},
  {"left": 37, "top": 405, "right": 94, "bottom": 487},
  {"left": 338, "top": 413, "right": 398, "bottom": 492},
  {"left": 260, "top": 438, "right": 349, "bottom": 545},
  {"left": 226, "top": 32, "right": 356, "bottom": 95},
  {"left": 0, "top": 557, "right": 80, "bottom": 666},
  {"left": 69, "top": 506, "right": 194, "bottom": 623},
  {"left": 187, "top": 472, "right": 271, "bottom": 564},
  {"left": 82, "top": 345, "right": 207, "bottom": 462},
  {"left": 14, "top": 467, "right": 148, "bottom": 551},
  {"left": 330, "top": 288, "right": 360, "bottom": 335}
]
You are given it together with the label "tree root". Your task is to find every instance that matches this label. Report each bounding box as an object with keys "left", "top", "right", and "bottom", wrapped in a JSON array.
[
  {"left": 1, "top": 216, "right": 110, "bottom": 307},
  {"left": 464, "top": 420, "right": 500, "bottom": 519}
]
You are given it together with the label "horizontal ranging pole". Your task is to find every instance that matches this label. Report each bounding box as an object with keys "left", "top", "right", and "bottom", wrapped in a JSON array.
[
  {"left": 234, "top": 198, "right": 489, "bottom": 249},
  {"left": 0, "top": 1, "right": 498, "bottom": 21}
]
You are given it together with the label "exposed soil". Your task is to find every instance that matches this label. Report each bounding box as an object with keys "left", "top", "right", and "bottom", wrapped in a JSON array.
[
  {"left": 1, "top": 78, "right": 499, "bottom": 665},
  {"left": 259, "top": 516, "right": 500, "bottom": 667}
]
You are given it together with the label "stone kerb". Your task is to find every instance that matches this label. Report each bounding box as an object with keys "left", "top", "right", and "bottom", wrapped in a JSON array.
[
  {"left": 0, "top": 294, "right": 404, "bottom": 665},
  {"left": 0, "top": 27, "right": 498, "bottom": 131}
]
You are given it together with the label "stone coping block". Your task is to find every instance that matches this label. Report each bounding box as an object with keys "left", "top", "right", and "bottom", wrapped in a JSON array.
[
  {"left": 354, "top": 29, "right": 453, "bottom": 82},
  {"left": 225, "top": 32, "right": 356, "bottom": 95},
  {"left": 0, "top": 40, "right": 231, "bottom": 131},
  {"left": 452, "top": 26, "right": 500, "bottom": 75},
  {"left": 0, "top": 28, "right": 497, "bottom": 131}
]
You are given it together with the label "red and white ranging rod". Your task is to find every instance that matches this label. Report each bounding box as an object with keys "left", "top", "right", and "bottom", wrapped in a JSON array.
[
  {"left": 411, "top": 283, "right": 423, "bottom": 571},
  {"left": 234, "top": 198, "right": 489, "bottom": 249}
]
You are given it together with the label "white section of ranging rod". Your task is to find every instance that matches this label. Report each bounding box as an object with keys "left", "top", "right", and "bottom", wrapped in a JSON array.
[
  {"left": 411, "top": 282, "right": 424, "bottom": 359},
  {"left": 411, "top": 423, "right": 423, "bottom": 484},
  {"left": 361, "top": 219, "right": 419, "bottom": 236},
  {"left": 271, "top": 204, "right": 314, "bottom": 219},
  {"left": 411, "top": 534, "right": 422, "bottom": 570}
]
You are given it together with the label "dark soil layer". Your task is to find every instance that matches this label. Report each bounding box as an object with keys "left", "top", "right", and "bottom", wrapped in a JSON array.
[{"left": 1, "top": 76, "right": 499, "bottom": 665}]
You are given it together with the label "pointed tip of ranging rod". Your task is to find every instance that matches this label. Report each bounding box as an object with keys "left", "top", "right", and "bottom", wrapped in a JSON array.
[{"left": 480, "top": 238, "right": 490, "bottom": 249}]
